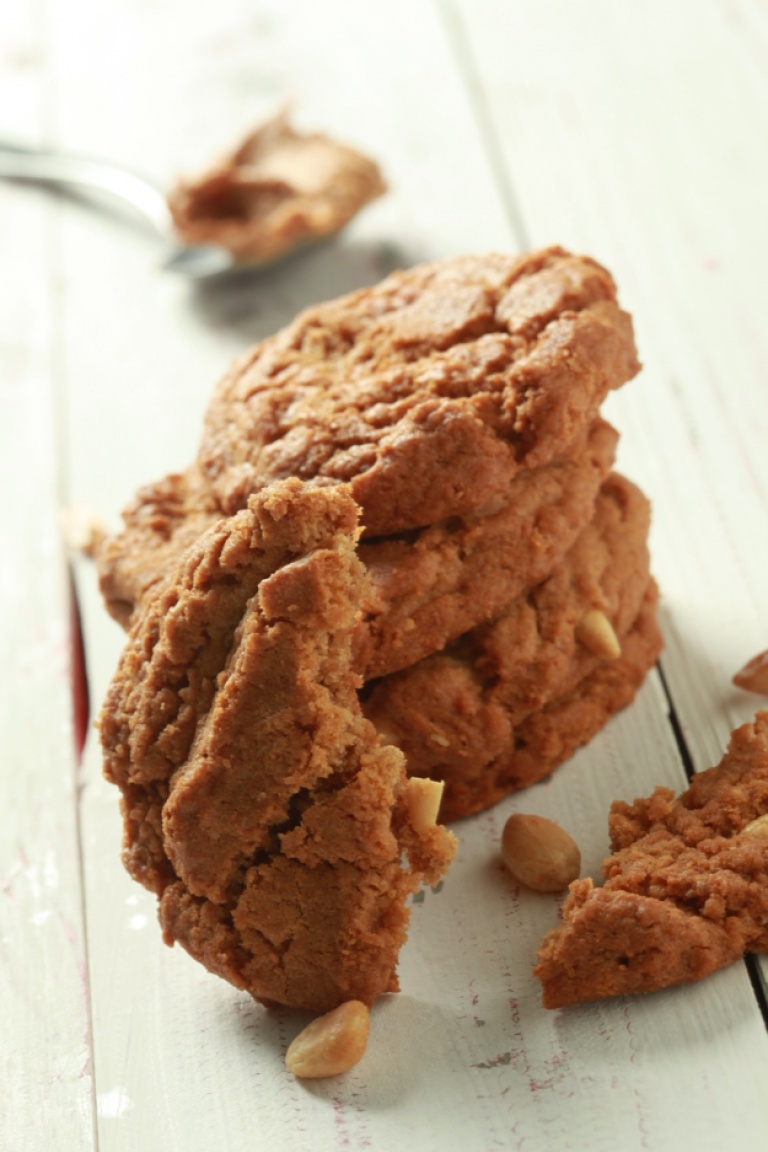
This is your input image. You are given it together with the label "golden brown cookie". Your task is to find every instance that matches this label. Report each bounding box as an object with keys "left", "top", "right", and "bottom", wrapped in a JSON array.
[
  {"left": 534, "top": 712, "right": 768, "bottom": 1008},
  {"left": 97, "top": 468, "right": 218, "bottom": 630},
  {"left": 363, "top": 475, "right": 659, "bottom": 817},
  {"left": 168, "top": 108, "right": 387, "bottom": 265},
  {"left": 99, "top": 421, "right": 618, "bottom": 680},
  {"left": 198, "top": 247, "right": 639, "bottom": 535},
  {"left": 464, "top": 583, "right": 662, "bottom": 816},
  {"left": 99, "top": 479, "right": 455, "bottom": 1012},
  {"left": 357, "top": 419, "right": 617, "bottom": 678}
]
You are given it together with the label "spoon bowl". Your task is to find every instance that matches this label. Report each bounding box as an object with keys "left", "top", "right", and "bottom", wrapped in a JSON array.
[{"left": 0, "top": 138, "right": 238, "bottom": 280}]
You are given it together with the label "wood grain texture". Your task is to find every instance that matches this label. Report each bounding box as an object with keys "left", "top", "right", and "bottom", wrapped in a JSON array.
[
  {"left": 446, "top": 0, "right": 768, "bottom": 758},
  {"left": 0, "top": 3, "right": 94, "bottom": 1149},
  {"left": 3, "top": 0, "right": 768, "bottom": 1148}
]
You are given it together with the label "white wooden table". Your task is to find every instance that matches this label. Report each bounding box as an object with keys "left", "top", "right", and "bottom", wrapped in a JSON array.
[{"left": 3, "top": 2, "right": 768, "bottom": 1148}]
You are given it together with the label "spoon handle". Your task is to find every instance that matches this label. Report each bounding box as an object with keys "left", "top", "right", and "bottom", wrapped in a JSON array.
[{"left": 0, "top": 138, "right": 172, "bottom": 236}]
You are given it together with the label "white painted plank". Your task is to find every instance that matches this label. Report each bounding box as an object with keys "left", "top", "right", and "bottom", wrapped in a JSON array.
[
  {"left": 68, "top": 657, "right": 767, "bottom": 1152},
  {"left": 447, "top": 0, "right": 768, "bottom": 1136},
  {"left": 0, "top": 5, "right": 94, "bottom": 1149},
  {"left": 446, "top": 0, "right": 768, "bottom": 763}
]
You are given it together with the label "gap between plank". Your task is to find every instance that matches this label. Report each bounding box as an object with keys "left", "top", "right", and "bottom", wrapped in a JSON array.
[
  {"left": 656, "top": 660, "right": 697, "bottom": 785},
  {"left": 68, "top": 564, "right": 101, "bottom": 1149},
  {"left": 69, "top": 567, "right": 90, "bottom": 762}
]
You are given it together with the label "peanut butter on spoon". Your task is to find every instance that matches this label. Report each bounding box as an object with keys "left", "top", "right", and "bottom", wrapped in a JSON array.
[{"left": 168, "top": 107, "right": 387, "bottom": 266}]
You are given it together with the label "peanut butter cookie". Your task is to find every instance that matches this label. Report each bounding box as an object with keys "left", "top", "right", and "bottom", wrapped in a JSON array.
[
  {"left": 198, "top": 247, "right": 639, "bottom": 535},
  {"left": 99, "top": 421, "right": 618, "bottom": 679},
  {"left": 100, "top": 479, "right": 455, "bottom": 1012}
]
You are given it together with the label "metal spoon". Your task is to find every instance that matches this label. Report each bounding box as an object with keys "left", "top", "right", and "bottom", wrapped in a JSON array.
[{"left": 0, "top": 138, "right": 236, "bottom": 279}]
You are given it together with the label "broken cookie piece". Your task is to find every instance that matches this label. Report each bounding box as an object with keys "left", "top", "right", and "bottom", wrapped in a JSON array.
[
  {"left": 99, "top": 478, "right": 455, "bottom": 1012},
  {"left": 168, "top": 107, "right": 387, "bottom": 265},
  {"left": 733, "top": 650, "right": 768, "bottom": 696},
  {"left": 534, "top": 711, "right": 768, "bottom": 1008}
]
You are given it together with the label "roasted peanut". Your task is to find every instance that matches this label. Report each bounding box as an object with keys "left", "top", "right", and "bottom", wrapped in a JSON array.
[
  {"left": 285, "top": 1000, "right": 370, "bottom": 1079},
  {"left": 576, "top": 609, "right": 621, "bottom": 659},
  {"left": 405, "top": 777, "right": 445, "bottom": 833},
  {"left": 733, "top": 650, "right": 768, "bottom": 696},
  {"left": 501, "top": 813, "right": 581, "bottom": 892},
  {"left": 742, "top": 814, "right": 768, "bottom": 838}
]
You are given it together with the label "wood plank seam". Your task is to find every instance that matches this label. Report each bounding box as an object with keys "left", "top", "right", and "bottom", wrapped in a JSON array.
[
  {"left": 658, "top": 657, "right": 768, "bottom": 1026},
  {"left": 436, "top": 0, "right": 531, "bottom": 251}
]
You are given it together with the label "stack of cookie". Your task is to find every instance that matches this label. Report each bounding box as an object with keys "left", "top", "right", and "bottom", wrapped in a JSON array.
[{"left": 99, "top": 246, "right": 661, "bottom": 825}]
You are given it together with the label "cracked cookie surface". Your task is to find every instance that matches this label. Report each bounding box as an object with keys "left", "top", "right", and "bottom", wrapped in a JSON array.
[
  {"left": 198, "top": 247, "right": 639, "bottom": 535},
  {"left": 99, "top": 478, "right": 455, "bottom": 1012},
  {"left": 98, "top": 421, "right": 618, "bottom": 680}
]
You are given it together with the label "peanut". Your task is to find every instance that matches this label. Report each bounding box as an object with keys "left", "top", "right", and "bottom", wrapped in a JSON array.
[
  {"left": 733, "top": 650, "right": 768, "bottom": 696},
  {"left": 501, "top": 813, "right": 581, "bottom": 893},
  {"left": 404, "top": 777, "right": 445, "bottom": 833},
  {"left": 285, "top": 1000, "right": 370, "bottom": 1079},
  {"left": 576, "top": 609, "right": 621, "bottom": 660},
  {"left": 742, "top": 814, "right": 768, "bottom": 838}
]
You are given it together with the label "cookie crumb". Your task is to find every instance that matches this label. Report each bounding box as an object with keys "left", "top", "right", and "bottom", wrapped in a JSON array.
[
  {"left": 733, "top": 650, "right": 768, "bottom": 696},
  {"left": 534, "top": 711, "right": 768, "bottom": 1008}
]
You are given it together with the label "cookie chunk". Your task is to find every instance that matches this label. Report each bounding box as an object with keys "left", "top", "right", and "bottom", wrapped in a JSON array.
[
  {"left": 534, "top": 712, "right": 768, "bottom": 1008},
  {"left": 199, "top": 247, "right": 639, "bottom": 535},
  {"left": 363, "top": 475, "right": 659, "bottom": 817},
  {"left": 99, "top": 479, "right": 455, "bottom": 1012},
  {"left": 168, "top": 108, "right": 387, "bottom": 265}
]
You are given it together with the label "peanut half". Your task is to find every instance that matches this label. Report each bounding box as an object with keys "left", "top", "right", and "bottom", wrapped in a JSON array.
[
  {"left": 733, "top": 650, "right": 768, "bottom": 696},
  {"left": 742, "top": 814, "right": 768, "bottom": 838},
  {"left": 576, "top": 609, "right": 621, "bottom": 660},
  {"left": 501, "top": 813, "right": 581, "bottom": 893},
  {"left": 405, "top": 777, "right": 445, "bottom": 833},
  {"left": 285, "top": 1001, "right": 370, "bottom": 1079}
]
